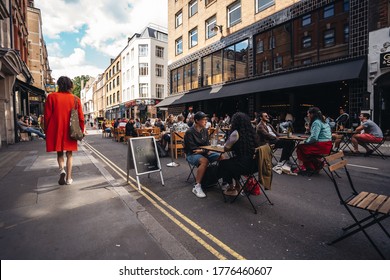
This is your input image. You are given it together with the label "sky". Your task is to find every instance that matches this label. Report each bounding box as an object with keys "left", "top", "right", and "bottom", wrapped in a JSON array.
[{"left": 35, "top": 0, "right": 168, "bottom": 80}]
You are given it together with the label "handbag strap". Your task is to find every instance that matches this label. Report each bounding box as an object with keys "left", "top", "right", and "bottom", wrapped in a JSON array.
[{"left": 73, "top": 96, "right": 78, "bottom": 110}]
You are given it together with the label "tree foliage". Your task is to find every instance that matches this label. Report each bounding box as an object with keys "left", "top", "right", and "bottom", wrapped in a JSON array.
[{"left": 72, "top": 75, "right": 90, "bottom": 97}]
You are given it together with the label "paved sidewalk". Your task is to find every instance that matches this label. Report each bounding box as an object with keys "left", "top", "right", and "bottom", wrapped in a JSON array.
[{"left": 0, "top": 137, "right": 194, "bottom": 260}]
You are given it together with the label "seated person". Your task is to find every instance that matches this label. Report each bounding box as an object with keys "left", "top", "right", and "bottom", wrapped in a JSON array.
[
  {"left": 184, "top": 111, "right": 220, "bottom": 198},
  {"left": 113, "top": 118, "right": 120, "bottom": 129},
  {"left": 295, "top": 107, "right": 332, "bottom": 172},
  {"left": 351, "top": 113, "right": 383, "bottom": 156},
  {"left": 154, "top": 118, "right": 165, "bottom": 132},
  {"left": 334, "top": 108, "right": 349, "bottom": 131},
  {"left": 125, "top": 118, "right": 138, "bottom": 137},
  {"left": 17, "top": 114, "right": 46, "bottom": 139},
  {"left": 218, "top": 112, "right": 258, "bottom": 196},
  {"left": 256, "top": 112, "right": 294, "bottom": 165},
  {"left": 279, "top": 111, "right": 294, "bottom": 133},
  {"left": 144, "top": 118, "right": 152, "bottom": 127}
]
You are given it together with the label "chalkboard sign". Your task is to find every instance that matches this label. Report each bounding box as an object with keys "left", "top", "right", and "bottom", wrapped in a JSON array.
[{"left": 127, "top": 136, "right": 164, "bottom": 190}]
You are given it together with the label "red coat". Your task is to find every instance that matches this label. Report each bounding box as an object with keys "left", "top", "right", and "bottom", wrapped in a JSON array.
[{"left": 44, "top": 92, "right": 85, "bottom": 152}]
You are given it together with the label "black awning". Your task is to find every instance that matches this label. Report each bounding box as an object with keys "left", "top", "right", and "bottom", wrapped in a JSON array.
[
  {"left": 155, "top": 93, "right": 184, "bottom": 107},
  {"left": 172, "top": 58, "right": 366, "bottom": 105},
  {"left": 15, "top": 79, "right": 45, "bottom": 96}
]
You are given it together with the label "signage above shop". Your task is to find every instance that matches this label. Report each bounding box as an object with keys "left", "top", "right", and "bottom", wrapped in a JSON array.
[{"left": 380, "top": 51, "right": 390, "bottom": 69}]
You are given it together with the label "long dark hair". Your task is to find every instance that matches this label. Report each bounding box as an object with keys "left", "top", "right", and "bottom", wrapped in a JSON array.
[
  {"left": 230, "top": 112, "right": 257, "bottom": 157},
  {"left": 308, "top": 107, "right": 325, "bottom": 127},
  {"left": 57, "top": 76, "right": 73, "bottom": 92}
]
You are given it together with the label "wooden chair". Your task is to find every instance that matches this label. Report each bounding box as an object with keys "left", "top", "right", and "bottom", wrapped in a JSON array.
[
  {"left": 324, "top": 151, "right": 390, "bottom": 259},
  {"left": 136, "top": 128, "right": 151, "bottom": 137},
  {"left": 168, "top": 131, "right": 185, "bottom": 159},
  {"left": 151, "top": 127, "right": 161, "bottom": 140},
  {"left": 115, "top": 128, "right": 125, "bottom": 142}
]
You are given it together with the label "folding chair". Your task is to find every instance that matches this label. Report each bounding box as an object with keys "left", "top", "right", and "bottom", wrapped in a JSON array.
[
  {"left": 229, "top": 145, "right": 274, "bottom": 214},
  {"left": 185, "top": 155, "right": 197, "bottom": 183},
  {"left": 366, "top": 137, "right": 386, "bottom": 160},
  {"left": 324, "top": 151, "right": 390, "bottom": 259}
]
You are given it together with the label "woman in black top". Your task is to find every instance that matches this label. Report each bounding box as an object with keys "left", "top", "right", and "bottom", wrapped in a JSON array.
[{"left": 218, "top": 112, "right": 258, "bottom": 196}]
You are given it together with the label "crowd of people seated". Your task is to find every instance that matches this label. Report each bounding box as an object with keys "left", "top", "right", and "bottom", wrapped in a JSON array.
[{"left": 97, "top": 105, "right": 385, "bottom": 198}]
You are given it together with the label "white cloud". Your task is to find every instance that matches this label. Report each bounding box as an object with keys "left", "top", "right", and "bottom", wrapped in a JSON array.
[
  {"left": 49, "top": 48, "right": 103, "bottom": 79},
  {"left": 36, "top": 0, "right": 168, "bottom": 57}
]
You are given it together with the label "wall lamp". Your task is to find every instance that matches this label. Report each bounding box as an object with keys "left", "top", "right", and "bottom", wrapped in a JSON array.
[{"left": 212, "top": 24, "right": 223, "bottom": 34}]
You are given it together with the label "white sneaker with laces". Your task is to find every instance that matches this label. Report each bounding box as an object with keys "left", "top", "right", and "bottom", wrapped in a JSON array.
[
  {"left": 66, "top": 178, "right": 73, "bottom": 185},
  {"left": 192, "top": 186, "right": 206, "bottom": 198}
]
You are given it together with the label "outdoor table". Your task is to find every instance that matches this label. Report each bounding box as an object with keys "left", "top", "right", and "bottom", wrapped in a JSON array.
[{"left": 278, "top": 135, "right": 308, "bottom": 169}]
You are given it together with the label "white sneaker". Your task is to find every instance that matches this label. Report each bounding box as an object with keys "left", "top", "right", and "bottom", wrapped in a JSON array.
[
  {"left": 221, "top": 183, "right": 230, "bottom": 191},
  {"left": 276, "top": 161, "right": 284, "bottom": 167},
  {"left": 66, "top": 178, "right": 73, "bottom": 185},
  {"left": 192, "top": 186, "right": 206, "bottom": 198}
]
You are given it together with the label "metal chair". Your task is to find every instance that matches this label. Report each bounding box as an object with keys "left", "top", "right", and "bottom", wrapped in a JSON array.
[
  {"left": 324, "top": 151, "right": 390, "bottom": 259},
  {"left": 366, "top": 137, "right": 386, "bottom": 160}
]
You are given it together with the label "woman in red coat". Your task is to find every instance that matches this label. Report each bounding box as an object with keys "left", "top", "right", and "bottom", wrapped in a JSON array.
[{"left": 45, "top": 76, "right": 85, "bottom": 185}]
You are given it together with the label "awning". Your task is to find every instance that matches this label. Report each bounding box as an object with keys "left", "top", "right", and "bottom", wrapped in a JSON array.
[
  {"left": 172, "top": 58, "right": 366, "bottom": 105},
  {"left": 15, "top": 79, "right": 45, "bottom": 96},
  {"left": 155, "top": 93, "right": 184, "bottom": 107}
]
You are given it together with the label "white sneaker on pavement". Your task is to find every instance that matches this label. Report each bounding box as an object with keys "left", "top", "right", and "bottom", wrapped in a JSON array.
[
  {"left": 66, "top": 178, "right": 73, "bottom": 185},
  {"left": 192, "top": 186, "right": 206, "bottom": 198}
]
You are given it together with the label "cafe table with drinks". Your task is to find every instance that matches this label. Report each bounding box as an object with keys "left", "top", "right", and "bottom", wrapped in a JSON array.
[{"left": 278, "top": 133, "right": 309, "bottom": 169}]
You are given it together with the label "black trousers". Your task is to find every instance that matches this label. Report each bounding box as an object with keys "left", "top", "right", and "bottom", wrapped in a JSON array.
[
  {"left": 270, "top": 139, "right": 295, "bottom": 161},
  {"left": 217, "top": 157, "right": 256, "bottom": 184}
]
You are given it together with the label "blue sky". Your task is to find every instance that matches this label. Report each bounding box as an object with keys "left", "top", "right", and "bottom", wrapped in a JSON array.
[{"left": 35, "top": 0, "right": 168, "bottom": 79}]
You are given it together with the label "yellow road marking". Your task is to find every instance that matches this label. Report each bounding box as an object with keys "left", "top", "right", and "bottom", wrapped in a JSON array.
[{"left": 83, "top": 141, "right": 246, "bottom": 260}]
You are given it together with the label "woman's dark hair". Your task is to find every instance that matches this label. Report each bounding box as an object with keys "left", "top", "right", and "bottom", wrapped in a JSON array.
[
  {"left": 57, "top": 76, "right": 73, "bottom": 92},
  {"left": 308, "top": 107, "right": 325, "bottom": 127},
  {"left": 229, "top": 112, "right": 258, "bottom": 157}
]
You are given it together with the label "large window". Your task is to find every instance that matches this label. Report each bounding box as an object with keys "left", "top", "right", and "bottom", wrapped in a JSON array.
[
  {"left": 189, "top": 28, "right": 198, "bottom": 48},
  {"left": 228, "top": 1, "right": 241, "bottom": 27},
  {"left": 175, "top": 37, "right": 183, "bottom": 55},
  {"left": 171, "top": 61, "right": 198, "bottom": 94},
  {"left": 206, "top": 16, "right": 217, "bottom": 39},
  {"left": 256, "top": 0, "right": 275, "bottom": 13},
  {"left": 139, "top": 44, "right": 148, "bottom": 56},
  {"left": 156, "top": 46, "right": 164, "bottom": 58},
  {"left": 156, "top": 64, "right": 164, "bottom": 77},
  {"left": 139, "top": 84, "right": 148, "bottom": 98},
  {"left": 139, "top": 63, "right": 148, "bottom": 76},
  {"left": 344, "top": 24, "right": 349, "bottom": 42},
  {"left": 175, "top": 10, "right": 183, "bottom": 28},
  {"left": 156, "top": 84, "right": 164, "bottom": 99},
  {"left": 202, "top": 39, "right": 248, "bottom": 86},
  {"left": 189, "top": 0, "right": 198, "bottom": 17},
  {"left": 324, "top": 29, "right": 335, "bottom": 47}
]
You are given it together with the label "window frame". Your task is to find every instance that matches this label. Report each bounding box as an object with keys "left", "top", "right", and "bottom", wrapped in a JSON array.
[
  {"left": 156, "top": 64, "right": 164, "bottom": 78},
  {"left": 175, "top": 10, "right": 183, "bottom": 28},
  {"left": 138, "top": 44, "right": 148, "bottom": 57},
  {"left": 227, "top": 1, "right": 241, "bottom": 28},
  {"left": 323, "top": 4, "right": 335, "bottom": 19},
  {"left": 256, "top": 0, "right": 275, "bottom": 13},
  {"left": 189, "top": 0, "right": 198, "bottom": 18},
  {"left": 323, "top": 29, "right": 336, "bottom": 47},
  {"left": 302, "top": 14, "right": 311, "bottom": 26},
  {"left": 139, "top": 63, "right": 149, "bottom": 76},
  {"left": 155, "top": 84, "right": 164, "bottom": 99},
  {"left": 139, "top": 83, "right": 148, "bottom": 98},
  {"left": 302, "top": 35, "right": 312, "bottom": 49},
  {"left": 206, "top": 15, "right": 217, "bottom": 39},
  {"left": 189, "top": 27, "right": 198, "bottom": 48},
  {"left": 156, "top": 46, "right": 164, "bottom": 58},
  {"left": 175, "top": 37, "right": 183, "bottom": 55}
]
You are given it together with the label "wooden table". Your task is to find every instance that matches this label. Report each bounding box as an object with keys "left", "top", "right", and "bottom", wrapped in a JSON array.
[{"left": 200, "top": 145, "right": 225, "bottom": 154}]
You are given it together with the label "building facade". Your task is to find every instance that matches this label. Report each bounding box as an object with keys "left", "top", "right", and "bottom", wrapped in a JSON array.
[
  {"left": 104, "top": 55, "right": 122, "bottom": 120},
  {"left": 164, "top": 0, "right": 381, "bottom": 132},
  {"left": 121, "top": 24, "right": 168, "bottom": 121},
  {"left": 27, "top": 1, "right": 51, "bottom": 116},
  {"left": 367, "top": 0, "right": 390, "bottom": 133},
  {"left": 0, "top": 0, "right": 45, "bottom": 148}
]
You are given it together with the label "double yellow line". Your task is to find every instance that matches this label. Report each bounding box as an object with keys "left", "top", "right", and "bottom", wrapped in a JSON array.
[{"left": 83, "top": 141, "right": 245, "bottom": 260}]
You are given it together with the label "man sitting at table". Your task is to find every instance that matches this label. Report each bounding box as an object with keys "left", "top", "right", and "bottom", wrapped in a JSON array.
[
  {"left": 256, "top": 112, "right": 294, "bottom": 166},
  {"left": 351, "top": 113, "right": 383, "bottom": 156},
  {"left": 184, "top": 111, "right": 220, "bottom": 198}
]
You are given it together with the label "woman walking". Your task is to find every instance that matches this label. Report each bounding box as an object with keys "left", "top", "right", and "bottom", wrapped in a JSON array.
[{"left": 45, "top": 76, "right": 85, "bottom": 185}]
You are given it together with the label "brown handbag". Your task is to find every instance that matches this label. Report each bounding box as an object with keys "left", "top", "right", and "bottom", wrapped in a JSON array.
[{"left": 69, "top": 96, "right": 84, "bottom": 140}]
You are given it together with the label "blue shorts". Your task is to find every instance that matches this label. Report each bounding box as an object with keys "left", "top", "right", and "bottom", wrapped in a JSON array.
[{"left": 186, "top": 152, "right": 220, "bottom": 166}]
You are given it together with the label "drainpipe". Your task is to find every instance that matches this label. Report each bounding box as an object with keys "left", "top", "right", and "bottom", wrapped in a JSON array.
[{"left": 9, "top": 0, "right": 13, "bottom": 48}]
